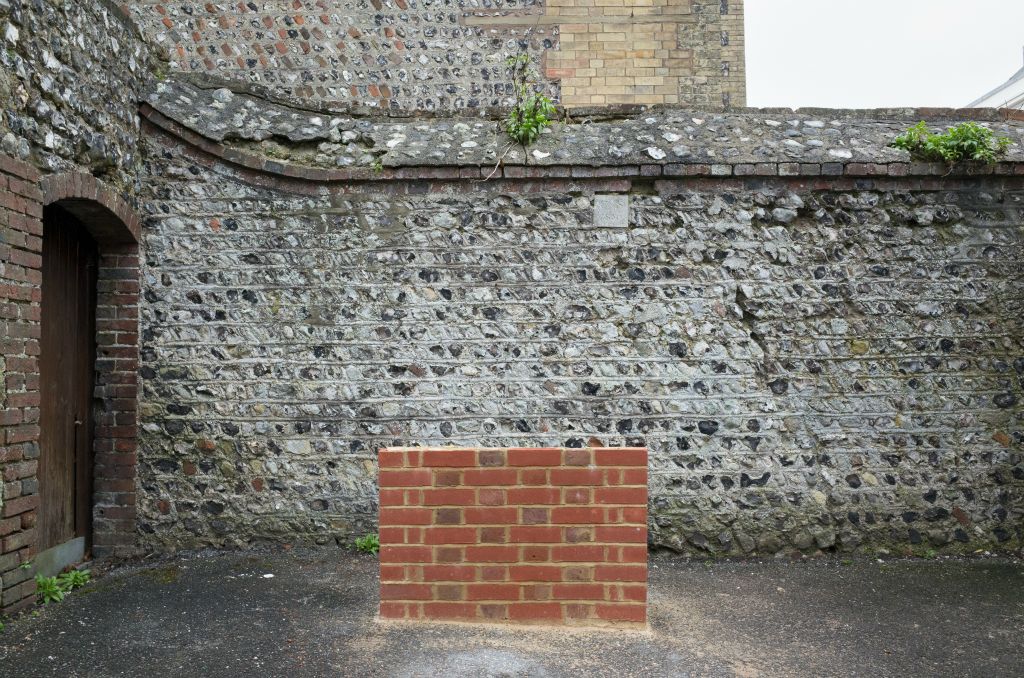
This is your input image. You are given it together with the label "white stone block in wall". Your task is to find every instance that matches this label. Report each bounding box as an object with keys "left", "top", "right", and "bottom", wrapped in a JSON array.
[{"left": 594, "top": 194, "right": 629, "bottom": 228}]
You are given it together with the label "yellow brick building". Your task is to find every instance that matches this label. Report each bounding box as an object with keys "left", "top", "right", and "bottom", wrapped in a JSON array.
[{"left": 544, "top": 0, "right": 746, "bottom": 108}]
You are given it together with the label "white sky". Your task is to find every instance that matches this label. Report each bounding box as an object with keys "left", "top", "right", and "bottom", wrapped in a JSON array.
[{"left": 746, "top": 0, "right": 1024, "bottom": 108}]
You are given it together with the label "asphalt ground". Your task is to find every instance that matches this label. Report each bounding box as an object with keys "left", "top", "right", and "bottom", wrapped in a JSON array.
[{"left": 1, "top": 549, "right": 1021, "bottom": 677}]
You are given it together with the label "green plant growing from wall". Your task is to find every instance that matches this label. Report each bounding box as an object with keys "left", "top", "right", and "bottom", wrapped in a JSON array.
[
  {"left": 354, "top": 533, "right": 380, "bottom": 554},
  {"left": 503, "top": 54, "right": 556, "bottom": 146},
  {"left": 891, "top": 121, "right": 1012, "bottom": 164}
]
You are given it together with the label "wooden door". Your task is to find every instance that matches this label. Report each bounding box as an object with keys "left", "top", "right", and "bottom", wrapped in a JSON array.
[{"left": 38, "top": 206, "right": 98, "bottom": 552}]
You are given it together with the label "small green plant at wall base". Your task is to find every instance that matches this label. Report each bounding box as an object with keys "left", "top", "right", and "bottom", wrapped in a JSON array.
[
  {"left": 59, "top": 569, "right": 91, "bottom": 590},
  {"left": 35, "top": 575, "right": 66, "bottom": 604},
  {"left": 355, "top": 533, "right": 380, "bottom": 554},
  {"left": 891, "top": 121, "right": 1011, "bottom": 164},
  {"left": 504, "top": 54, "right": 556, "bottom": 146},
  {"left": 35, "top": 569, "right": 91, "bottom": 604}
]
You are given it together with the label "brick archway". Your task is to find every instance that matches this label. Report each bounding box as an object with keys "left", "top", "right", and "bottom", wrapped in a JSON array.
[
  {"left": 41, "top": 173, "right": 142, "bottom": 561},
  {"left": 1, "top": 161, "right": 141, "bottom": 615},
  {"left": 40, "top": 173, "right": 142, "bottom": 244}
]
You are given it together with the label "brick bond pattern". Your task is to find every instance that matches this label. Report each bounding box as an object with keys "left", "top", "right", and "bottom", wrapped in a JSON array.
[
  {"left": 131, "top": 0, "right": 745, "bottom": 111},
  {"left": 378, "top": 447, "right": 648, "bottom": 626},
  {"left": 0, "top": 155, "right": 44, "bottom": 615},
  {"left": 545, "top": 0, "right": 745, "bottom": 108},
  {"left": 0, "top": 161, "right": 142, "bottom": 615}
]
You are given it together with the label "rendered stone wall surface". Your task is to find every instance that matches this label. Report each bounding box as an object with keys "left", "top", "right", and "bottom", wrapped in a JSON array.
[
  {"left": 377, "top": 446, "right": 648, "bottom": 626},
  {"left": 129, "top": 0, "right": 746, "bottom": 112},
  {"left": 136, "top": 120, "right": 1024, "bottom": 556}
]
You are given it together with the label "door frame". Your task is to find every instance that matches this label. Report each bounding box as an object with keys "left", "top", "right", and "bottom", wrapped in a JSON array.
[
  {"left": 39, "top": 174, "right": 143, "bottom": 562},
  {"left": 38, "top": 205, "right": 100, "bottom": 556}
]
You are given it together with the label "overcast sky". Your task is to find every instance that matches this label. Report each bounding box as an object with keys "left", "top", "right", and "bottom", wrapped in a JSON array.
[{"left": 746, "top": 0, "right": 1024, "bottom": 108}]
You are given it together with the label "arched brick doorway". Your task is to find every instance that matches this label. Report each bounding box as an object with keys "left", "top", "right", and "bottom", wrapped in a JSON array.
[
  {"left": 39, "top": 173, "right": 142, "bottom": 565},
  {"left": 37, "top": 174, "right": 141, "bottom": 568},
  {"left": 1, "top": 163, "right": 141, "bottom": 614}
]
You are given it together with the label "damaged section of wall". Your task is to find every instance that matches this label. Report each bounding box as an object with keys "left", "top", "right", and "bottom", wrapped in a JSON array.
[
  {"left": 677, "top": 0, "right": 745, "bottom": 109},
  {"left": 543, "top": 0, "right": 746, "bottom": 108},
  {"left": 137, "top": 117, "right": 1024, "bottom": 556}
]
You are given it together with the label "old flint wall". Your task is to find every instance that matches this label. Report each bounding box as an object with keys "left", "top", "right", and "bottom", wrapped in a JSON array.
[
  {"left": 137, "top": 125, "right": 1024, "bottom": 556},
  {"left": 129, "top": 0, "right": 746, "bottom": 113},
  {"left": 0, "top": 0, "right": 158, "bottom": 187}
]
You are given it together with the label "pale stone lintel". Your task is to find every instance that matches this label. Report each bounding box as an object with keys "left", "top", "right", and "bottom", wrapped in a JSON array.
[{"left": 463, "top": 13, "right": 697, "bottom": 27}]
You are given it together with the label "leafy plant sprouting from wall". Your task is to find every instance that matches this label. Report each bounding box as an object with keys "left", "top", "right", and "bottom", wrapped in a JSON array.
[
  {"left": 503, "top": 54, "right": 556, "bottom": 146},
  {"left": 891, "top": 121, "right": 1012, "bottom": 164}
]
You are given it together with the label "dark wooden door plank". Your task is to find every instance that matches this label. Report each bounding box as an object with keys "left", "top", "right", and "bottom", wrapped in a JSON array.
[{"left": 39, "top": 208, "right": 98, "bottom": 552}]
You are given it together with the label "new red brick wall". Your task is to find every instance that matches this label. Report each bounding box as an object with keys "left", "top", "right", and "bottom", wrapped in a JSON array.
[{"left": 377, "top": 447, "right": 648, "bottom": 627}]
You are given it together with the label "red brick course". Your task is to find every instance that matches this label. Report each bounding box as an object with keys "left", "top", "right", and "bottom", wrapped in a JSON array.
[{"left": 377, "top": 447, "right": 648, "bottom": 628}]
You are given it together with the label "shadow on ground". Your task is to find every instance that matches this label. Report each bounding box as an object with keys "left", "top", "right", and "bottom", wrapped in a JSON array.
[{"left": 1, "top": 550, "right": 1021, "bottom": 677}]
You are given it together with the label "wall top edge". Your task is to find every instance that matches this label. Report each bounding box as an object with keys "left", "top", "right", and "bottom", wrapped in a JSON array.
[{"left": 143, "top": 82, "right": 1024, "bottom": 184}]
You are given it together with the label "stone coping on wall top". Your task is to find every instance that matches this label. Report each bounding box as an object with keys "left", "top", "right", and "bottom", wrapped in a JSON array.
[
  {"left": 144, "top": 104, "right": 1024, "bottom": 186},
  {"left": 145, "top": 79, "right": 1024, "bottom": 182}
]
